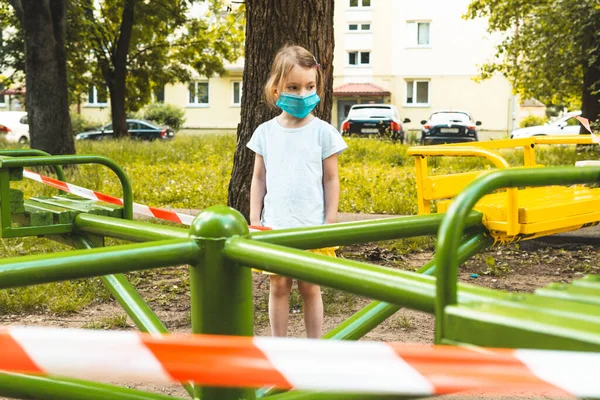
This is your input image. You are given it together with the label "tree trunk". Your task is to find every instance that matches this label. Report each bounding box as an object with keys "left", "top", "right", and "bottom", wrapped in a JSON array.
[
  {"left": 17, "top": 0, "right": 75, "bottom": 154},
  {"left": 580, "top": 28, "right": 600, "bottom": 132},
  {"left": 110, "top": 0, "right": 135, "bottom": 138},
  {"left": 228, "top": 0, "right": 335, "bottom": 219}
]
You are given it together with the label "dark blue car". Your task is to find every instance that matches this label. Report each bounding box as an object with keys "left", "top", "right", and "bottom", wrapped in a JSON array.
[{"left": 76, "top": 119, "right": 174, "bottom": 141}]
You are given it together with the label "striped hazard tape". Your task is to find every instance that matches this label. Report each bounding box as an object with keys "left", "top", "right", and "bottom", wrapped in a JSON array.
[
  {"left": 0, "top": 326, "right": 598, "bottom": 397},
  {"left": 22, "top": 169, "right": 268, "bottom": 231}
]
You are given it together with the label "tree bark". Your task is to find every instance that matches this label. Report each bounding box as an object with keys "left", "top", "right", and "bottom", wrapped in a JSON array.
[
  {"left": 580, "top": 26, "right": 600, "bottom": 132},
  {"left": 228, "top": 0, "right": 335, "bottom": 219},
  {"left": 109, "top": 0, "right": 135, "bottom": 138},
  {"left": 16, "top": 0, "right": 75, "bottom": 154}
]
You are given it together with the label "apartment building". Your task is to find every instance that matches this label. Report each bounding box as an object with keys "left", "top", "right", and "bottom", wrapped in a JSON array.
[{"left": 332, "top": 0, "right": 519, "bottom": 132}]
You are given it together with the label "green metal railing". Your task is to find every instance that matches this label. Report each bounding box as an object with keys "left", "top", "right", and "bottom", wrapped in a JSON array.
[
  {"left": 0, "top": 155, "right": 133, "bottom": 219},
  {"left": 434, "top": 166, "right": 600, "bottom": 344},
  {"left": 0, "top": 149, "right": 66, "bottom": 182}
]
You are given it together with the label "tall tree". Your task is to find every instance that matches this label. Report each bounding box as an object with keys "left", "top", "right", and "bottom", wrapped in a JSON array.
[
  {"left": 5, "top": 0, "right": 75, "bottom": 154},
  {"left": 465, "top": 0, "right": 600, "bottom": 128},
  {"left": 228, "top": 0, "right": 335, "bottom": 218},
  {"left": 76, "top": 0, "right": 244, "bottom": 138}
]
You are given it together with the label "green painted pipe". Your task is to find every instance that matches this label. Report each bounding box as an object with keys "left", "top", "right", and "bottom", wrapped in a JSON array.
[
  {"left": 323, "top": 232, "right": 492, "bottom": 341},
  {"left": 0, "top": 155, "right": 133, "bottom": 219},
  {"left": 189, "top": 206, "right": 255, "bottom": 400},
  {"left": 250, "top": 211, "right": 483, "bottom": 249},
  {"left": 226, "top": 237, "right": 508, "bottom": 316},
  {"left": 75, "top": 213, "right": 189, "bottom": 242},
  {"left": 267, "top": 390, "right": 416, "bottom": 400},
  {"left": 0, "top": 239, "right": 201, "bottom": 290},
  {"left": 72, "top": 236, "right": 195, "bottom": 398},
  {"left": 0, "top": 149, "right": 66, "bottom": 181},
  {"left": 226, "top": 238, "right": 438, "bottom": 313},
  {"left": 0, "top": 372, "right": 185, "bottom": 400},
  {"left": 435, "top": 166, "right": 600, "bottom": 343}
]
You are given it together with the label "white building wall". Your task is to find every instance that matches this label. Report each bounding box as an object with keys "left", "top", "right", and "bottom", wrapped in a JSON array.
[{"left": 334, "top": 0, "right": 513, "bottom": 132}]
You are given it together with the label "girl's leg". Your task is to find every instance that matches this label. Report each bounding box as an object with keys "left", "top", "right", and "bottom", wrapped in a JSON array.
[
  {"left": 269, "top": 275, "right": 293, "bottom": 337},
  {"left": 298, "top": 280, "right": 323, "bottom": 338}
]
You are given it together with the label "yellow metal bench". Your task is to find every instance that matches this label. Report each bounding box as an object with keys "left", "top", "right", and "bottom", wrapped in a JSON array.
[{"left": 407, "top": 136, "right": 600, "bottom": 241}]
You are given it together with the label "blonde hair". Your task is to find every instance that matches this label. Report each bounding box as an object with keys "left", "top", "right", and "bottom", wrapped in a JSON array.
[{"left": 264, "top": 45, "right": 323, "bottom": 109}]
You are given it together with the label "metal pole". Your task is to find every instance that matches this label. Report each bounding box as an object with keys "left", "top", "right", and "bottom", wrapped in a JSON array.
[
  {"left": 324, "top": 232, "right": 492, "bottom": 341},
  {"left": 189, "top": 206, "right": 254, "bottom": 400},
  {"left": 0, "top": 372, "right": 185, "bottom": 400},
  {"left": 0, "top": 149, "right": 66, "bottom": 181},
  {"left": 75, "top": 213, "right": 189, "bottom": 242},
  {"left": 0, "top": 239, "right": 201, "bottom": 289},
  {"left": 250, "top": 211, "right": 483, "bottom": 249}
]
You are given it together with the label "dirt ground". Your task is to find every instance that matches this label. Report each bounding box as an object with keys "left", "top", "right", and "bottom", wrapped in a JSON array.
[{"left": 1, "top": 213, "right": 596, "bottom": 399}]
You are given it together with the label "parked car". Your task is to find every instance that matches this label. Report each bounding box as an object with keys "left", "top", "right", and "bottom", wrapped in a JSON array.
[
  {"left": 341, "top": 104, "right": 411, "bottom": 143},
  {"left": 0, "top": 111, "right": 29, "bottom": 144},
  {"left": 510, "top": 110, "right": 582, "bottom": 139},
  {"left": 75, "top": 119, "right": 175, "bottom": 141},
  {"left": 420, "top": 111, "right": 481, "bottom": 145}
]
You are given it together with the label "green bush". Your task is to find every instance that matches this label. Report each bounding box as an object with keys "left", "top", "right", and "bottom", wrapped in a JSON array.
[
  {"left": 520, "top": 114, "right": 548, "bottom": 128},
  {"left": 70, "top": 112, "right": 102, "bottom": 135},
  {"left": 142, "top": 103, "right": 186, "bottom": 131}
]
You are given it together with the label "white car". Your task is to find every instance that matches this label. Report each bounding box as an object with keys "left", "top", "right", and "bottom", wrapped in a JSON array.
[
  {"left": 0, "top": 111, "right": 30, "bottom": 144},
  {"left": 510, "top": 111, "right": 583, "bottom": 139}
]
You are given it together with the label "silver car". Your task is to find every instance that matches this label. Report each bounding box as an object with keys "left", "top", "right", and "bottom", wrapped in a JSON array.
[{"left": 510, "top": 111, "right": 583, "bottom": 139}]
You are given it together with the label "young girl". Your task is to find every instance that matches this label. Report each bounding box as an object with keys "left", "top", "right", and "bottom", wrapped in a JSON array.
[{"left": 247, "top": 45, "right": 347, "bottom": 339}]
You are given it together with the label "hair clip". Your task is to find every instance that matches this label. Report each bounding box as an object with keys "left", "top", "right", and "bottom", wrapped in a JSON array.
[{"left": 313, "top": 55, "right": 321, "bottom": 69}]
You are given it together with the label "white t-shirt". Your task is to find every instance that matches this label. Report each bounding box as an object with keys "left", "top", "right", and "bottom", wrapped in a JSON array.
[{"left": 247, "top": 116, "right": 348, "bottom": 229}]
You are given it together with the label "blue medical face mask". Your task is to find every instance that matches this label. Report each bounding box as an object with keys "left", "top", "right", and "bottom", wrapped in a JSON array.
[{"left": 276, "top": 92, "right": 321, "bottom": 119}]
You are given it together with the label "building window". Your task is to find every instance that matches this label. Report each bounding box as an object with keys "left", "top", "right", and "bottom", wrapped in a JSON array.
[
  {"left": 154, "top": 86, "right": 165, "bottom": 103},
  {"left": 349, "top": 0, "right": 371, "bottom": 8},
  {"left": 348, "top": 51, "right": 371, "bottom": 66},
  {"left": 87, "top": 86, "right": 108, "bottom": 106},
  {"left": 232, "top": 81, "right": 242, "bottom": 106},
  {"left": 405, "top": 80, "right": 430, "bottom": 105},
  {"left": 406, "top": 21, "right": 431, "bottom": 46},
  {"left": 348, "top": 23, "right": 371, "bottom": 32},
  {"left": 188, "top": 82, "right": 209, "bottom": 106}
]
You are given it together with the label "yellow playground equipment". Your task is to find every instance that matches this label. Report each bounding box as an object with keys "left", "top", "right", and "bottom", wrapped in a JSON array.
[{"left": 408, "top": 136, "right": 600, "bottom": 242}]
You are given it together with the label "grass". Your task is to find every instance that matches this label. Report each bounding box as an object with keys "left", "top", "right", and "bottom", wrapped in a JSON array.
[
  {"left": 390, "top": 313, "right": 415, "bottom": 331},
  {"left": 82, "top": 313, "right": 130, "bottom": 330},
  {"left": 0, "top": 237, "right": 110, "bottom": 315},
  {"left": 0, "top": 135, "right": 595, "bottom": 316}
]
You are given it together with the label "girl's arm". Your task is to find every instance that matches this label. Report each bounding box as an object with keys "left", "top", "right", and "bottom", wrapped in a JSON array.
[
  {"left": 323, "top": 153, "right": 340, "bottom": 224},
  {"left": 250, "top": 154, "right": 267, "bottom": 226}
]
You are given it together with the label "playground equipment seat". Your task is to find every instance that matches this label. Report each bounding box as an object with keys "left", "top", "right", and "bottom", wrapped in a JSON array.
[
  {"left": 0, "top": 153, "right": 128, "bottom": 238},
  {"left": 536, "top": 274, "right": 600, "bottom": 306},
  {"left": 408, "top": 136, "right": 600, "bottom": 241}
]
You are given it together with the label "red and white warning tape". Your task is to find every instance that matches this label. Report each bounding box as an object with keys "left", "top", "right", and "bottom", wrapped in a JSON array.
[
  {"left": 0, "top": 326, "right": 598, "bottom": 397},
  {"left": 22, "top": 169, "right": 268, "bottom": 231}
]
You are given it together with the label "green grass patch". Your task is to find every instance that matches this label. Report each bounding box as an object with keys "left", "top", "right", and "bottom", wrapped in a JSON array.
[
  {"left": 82, "top": 313, "right": 130, "bottom": 330},
  {"left": 0, "top": 237, "right": 110, "bottom": 315}
]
